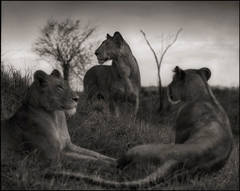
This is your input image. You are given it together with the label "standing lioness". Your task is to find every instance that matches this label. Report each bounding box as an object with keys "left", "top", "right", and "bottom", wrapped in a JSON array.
[
  {"left": 1, "top": 69, "right": 116, "bottom": 165},
  {"left": 84, "top": 32, "right": 141, "bottom": 117}
]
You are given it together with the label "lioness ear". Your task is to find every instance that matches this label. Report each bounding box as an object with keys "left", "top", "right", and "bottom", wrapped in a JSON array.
[
  {"left": 106, "top": 33, "right": 112, "bottom": 39},
  {"left": 113, "top": 31, "right": 123, "bottom": 47},
  {"left": 51, "top": 69, "right": 61, "bottom": 78},
  {"left": 174, "top": 66, "right": 185, "bottom": 80},
  {"left": 198, "top": 67, "right": 211, "bottom": 81},
  {"left": 34, "top": 70, "right": 48, "bottom": 86}
]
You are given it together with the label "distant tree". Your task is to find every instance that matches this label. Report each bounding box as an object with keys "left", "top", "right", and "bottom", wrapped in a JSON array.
[
  {"left": 33, "top": 18, "right": 96, "bottom": 86},
  {"left": 140, "top": 28, "right": 182, "bottom": 112}
]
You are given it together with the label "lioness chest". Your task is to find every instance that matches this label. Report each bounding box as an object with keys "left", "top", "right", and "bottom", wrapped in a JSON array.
[
  {"left": 30, "top": 110, "right": 71, "bottom": 150},
  {"left": 4, "top": 106, "right": 71, "bottom": 153}
]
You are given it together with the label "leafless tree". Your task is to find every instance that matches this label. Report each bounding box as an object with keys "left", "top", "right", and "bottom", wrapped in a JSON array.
[
  {"left": 140, "top": 28, "right": 182, "bottom": 112},
  {"left": 33, "top": 18, "right": 96, "bottom": 86}
]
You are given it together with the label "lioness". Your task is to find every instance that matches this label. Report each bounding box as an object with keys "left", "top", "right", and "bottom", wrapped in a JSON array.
[
  {"left": 83, "top": 32, "right": 141, "bottom": 117},
  {"left": 1, "top": 69, "right": 116, "bottom": 165},
  {"left": 52, "top": 66, "right": 233, "bottom": 188}
]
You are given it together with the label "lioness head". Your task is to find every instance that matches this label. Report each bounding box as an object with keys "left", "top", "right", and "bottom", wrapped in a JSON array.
[
  {"left": 24, "top": 69, "right": 79, "bottom": 112},
  {"left": 167, "top": 66, "right": 211, "bottom": 104},
  {"left": 95, "top": 32, "right": 128, "bottom": 64}
]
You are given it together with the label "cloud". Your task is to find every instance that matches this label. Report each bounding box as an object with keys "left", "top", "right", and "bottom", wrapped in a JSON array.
[{"left": 2, "top": 1, "right": 239, "bottom": 87}]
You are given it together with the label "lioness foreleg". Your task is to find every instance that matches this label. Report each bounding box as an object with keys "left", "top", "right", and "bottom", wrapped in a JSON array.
[
  {"left": 117, "top": 143, "right": 213, "bottom": 169},
  {"left": 65, "top": 143, "right": 117, "bottom": 166},
  {"left": 116, "top": 64, "right": 135, "bottom": 96},
  {"left": 62, "top": 151, "right": 100, "bottom": 162}
]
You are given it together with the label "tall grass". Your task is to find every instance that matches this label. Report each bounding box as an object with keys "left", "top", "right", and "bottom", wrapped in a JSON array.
[
  {"left": 1, "top": 66, "right": 239, "bottom": 190},
  {"left": 212, "top": 86, "right": 239, "bottom": 134},
  {"left": 1, "top": 64, "right": 32, "bottom": 120}
]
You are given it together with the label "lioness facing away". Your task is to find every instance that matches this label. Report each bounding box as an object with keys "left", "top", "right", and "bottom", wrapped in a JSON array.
[
  {"left": 53, "top": 66, "right": 233, "bottom": 188},
  {"left": 83, "top": 32, "right": 141, "bottom": 117},
  {"left": 1, "top": 69, "right": 116, "bottom": 165}
]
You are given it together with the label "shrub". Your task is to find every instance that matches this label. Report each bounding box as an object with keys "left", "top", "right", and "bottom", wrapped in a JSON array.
[{"left": 1, "top": 64, "right": 31, "bottom": 119}]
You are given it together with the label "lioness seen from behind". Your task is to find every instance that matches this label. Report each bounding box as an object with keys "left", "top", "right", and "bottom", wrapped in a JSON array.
[{"left": 54, "top": 66, "right": 233, "bottom": 189}]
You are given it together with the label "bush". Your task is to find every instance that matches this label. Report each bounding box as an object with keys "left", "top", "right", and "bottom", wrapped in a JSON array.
[{"left": 1, "top": 64, "right": 31, "bottom": 119}]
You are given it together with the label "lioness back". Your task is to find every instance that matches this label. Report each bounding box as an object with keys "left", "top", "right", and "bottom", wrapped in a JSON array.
[
  {"left": 83, "top": 65, "right": 112, "bottom": 100},
  {"left": 168, "top": 66, "right": 233, "bottom": 169}
]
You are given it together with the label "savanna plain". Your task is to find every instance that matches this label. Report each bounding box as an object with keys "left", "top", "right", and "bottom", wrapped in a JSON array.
[{"left": 1, "top": 66, "right": 239, "bottom": 190}]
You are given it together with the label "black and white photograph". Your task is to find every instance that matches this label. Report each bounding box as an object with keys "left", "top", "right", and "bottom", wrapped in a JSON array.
[{"left": 1, "top": 1, "right": 239, "bottom": 190}]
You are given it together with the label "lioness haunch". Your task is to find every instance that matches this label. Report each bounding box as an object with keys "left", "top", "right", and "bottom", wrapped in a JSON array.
[
  {"left": 51, "top": 66, "right": 233, "bottom": 189},
  {"left": 1, "top": 69, "right": 116, "bottom": 166}
]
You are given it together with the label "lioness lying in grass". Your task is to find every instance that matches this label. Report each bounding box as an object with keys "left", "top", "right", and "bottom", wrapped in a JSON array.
[
  {"left": 51, "top": 66, "right": 233, "bottom": 189},
  {"left": 1, "top": 69, "right": 116, "bottom": 166}
]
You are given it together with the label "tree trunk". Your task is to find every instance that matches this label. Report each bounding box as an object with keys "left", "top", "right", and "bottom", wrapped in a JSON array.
[
  {"left": 63, "top": 63, "right": 70, "bottom": 84},
  {"left": 158, "top": 79, "right": 164, "bottom": 112},
  {"left": 140, "top": 29, "right": 182, "bottom": 113},
  {"left": 156, "top": 66, "right": 163, "bottom": 112}
]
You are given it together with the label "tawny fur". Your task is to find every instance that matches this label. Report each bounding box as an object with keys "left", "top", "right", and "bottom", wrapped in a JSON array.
[
  {"left": 1, "top": 69, "right": 116, "bottom": 165},
  {"left": 83, "top": 32, "right": 141, "bottom": 117},
  {"left": 53, "top": 66, "right": 233, "bottom": 189}
]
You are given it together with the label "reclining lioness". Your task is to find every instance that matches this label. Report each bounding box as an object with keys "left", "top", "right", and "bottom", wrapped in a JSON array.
[
  {"left": 1, "top": 69, "right": 116, "bottom": 165},
  {"left": 52, "top": 66, "right": 233, "bottom": 189}
]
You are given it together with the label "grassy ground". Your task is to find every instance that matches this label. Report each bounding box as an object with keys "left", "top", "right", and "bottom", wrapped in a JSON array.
[{"left": 1, "top": 66, "right": 239, "bottom": 190}]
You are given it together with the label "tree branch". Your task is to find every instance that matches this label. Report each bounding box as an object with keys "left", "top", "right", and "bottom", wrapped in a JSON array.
[
  {"left": 158, "top": 28, "right": 182, "bottom": 70},
  {"left": 33, "top": 18, "right": 96, "bottom": 87},
  {"left": 140, "top": 28, "right": 182, "bottom": 112},
  {"left": 140, "top": 30, "right": 159, "bottom": 66}
]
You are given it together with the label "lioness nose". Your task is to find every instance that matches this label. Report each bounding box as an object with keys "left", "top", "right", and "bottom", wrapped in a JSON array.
[
  {"left": 72, "top": 95, "right": 79, "bottom": 102},
  {"left": 95, "top": 50, "right": 99, "bottom": 56}
]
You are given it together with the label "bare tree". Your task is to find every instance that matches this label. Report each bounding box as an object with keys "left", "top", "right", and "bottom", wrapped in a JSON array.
[
  {"left": 33, "top": 18, "right": 96, "bottom": 86},
  {"left": 140, "top": 28, "right": 182, "bottom": 112}
]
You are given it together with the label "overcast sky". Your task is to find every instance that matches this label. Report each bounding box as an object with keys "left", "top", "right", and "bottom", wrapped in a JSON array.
[{"left": 2, "top": 1, "right": 239, "bottom": 88}]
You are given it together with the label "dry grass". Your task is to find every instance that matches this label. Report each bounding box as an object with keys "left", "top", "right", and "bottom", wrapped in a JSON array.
[{"left": 1, "top": 66, "right": 239, "bottom": 190}]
